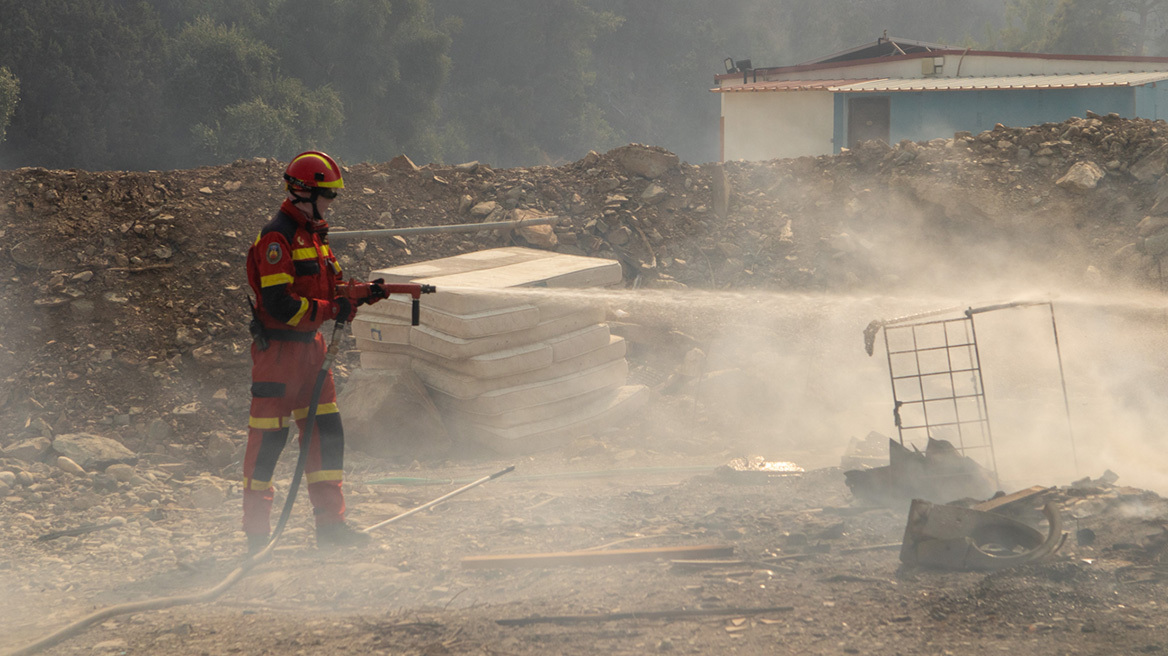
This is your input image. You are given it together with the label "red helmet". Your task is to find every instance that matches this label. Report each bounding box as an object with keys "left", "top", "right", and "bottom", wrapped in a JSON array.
[{"left": 284, "top": 151, "right": 344, "bottom": 197}]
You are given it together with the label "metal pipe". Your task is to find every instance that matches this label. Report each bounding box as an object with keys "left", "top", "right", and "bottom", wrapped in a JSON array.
[
  {"left": 328, "top": 216, "right": 560, "bottom": 241},
  {"left": 1048, "top": 303, "right": 1080, "bottom": 474},
  {"left": 362, "top": 465, "right": 515, "bottom": 533}
]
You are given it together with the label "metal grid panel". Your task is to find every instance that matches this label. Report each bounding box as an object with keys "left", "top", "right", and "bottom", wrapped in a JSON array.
[{"left": 882, "top": 316, "right": 998, "bottom": 476}]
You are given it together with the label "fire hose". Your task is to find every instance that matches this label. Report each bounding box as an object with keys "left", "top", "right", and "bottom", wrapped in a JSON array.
[{"left": 3, "top": 282, "right": 518, "bottom": 656}]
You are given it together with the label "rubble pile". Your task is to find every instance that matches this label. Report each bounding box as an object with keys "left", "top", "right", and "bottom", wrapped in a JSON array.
[{"left": 2, "top": 118, "right": 1168, "bottom": 465}]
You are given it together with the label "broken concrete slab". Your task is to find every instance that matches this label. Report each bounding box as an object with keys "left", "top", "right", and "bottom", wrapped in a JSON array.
[{"left": 411, "top": 335, "right": 626, "bottom": 399}]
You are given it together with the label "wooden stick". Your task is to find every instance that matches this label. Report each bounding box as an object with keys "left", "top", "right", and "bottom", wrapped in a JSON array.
[
  {"left": 497, "top": 605, "right": 794, "bottom": 626},
  {"left": 462, "top": 544, "right": 734, "bottom": 569}
]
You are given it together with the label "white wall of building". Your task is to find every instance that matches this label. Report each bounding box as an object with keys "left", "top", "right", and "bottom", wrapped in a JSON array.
[
  {"left": 715, "top": 53, "right": 1168, "bottom": 88},
  {"left": 722, "top": 91, "right": 835, "bottom": 161}
]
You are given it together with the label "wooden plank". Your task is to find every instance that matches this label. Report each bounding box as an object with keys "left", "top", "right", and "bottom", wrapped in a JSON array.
[
  {"left": 461, "top": 544, "right": 734, "bottom": 569},
  {"left": 972, "top": 485, "right": 1050, "bottom": 513},
  {"left": 496, "top": 605, "right": 793, "bottom": 626}
]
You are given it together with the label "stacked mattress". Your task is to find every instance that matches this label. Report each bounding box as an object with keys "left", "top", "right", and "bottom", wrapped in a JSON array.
[{"left": 351, "top": 247, "right": 648, "bottom": 453}]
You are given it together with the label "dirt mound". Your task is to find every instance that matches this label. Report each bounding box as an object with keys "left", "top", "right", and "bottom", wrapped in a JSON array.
[
  {"left": 5, "top": 127, "right": 1168, "bottom": 655},
  {"left": 0, "top": 123, "right": 1165, "bottom": 462}
]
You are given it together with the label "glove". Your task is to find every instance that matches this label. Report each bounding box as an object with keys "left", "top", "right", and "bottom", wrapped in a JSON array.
[
  {"left": 367, "top": 278, "right": 388, "bottom": 303},
  {"left": 330, "top": 296, "right": 356, "bottom": 323}
]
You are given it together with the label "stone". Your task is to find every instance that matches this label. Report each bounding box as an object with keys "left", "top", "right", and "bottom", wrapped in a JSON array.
[
  {"left": 470, "top": 201, "right": 498, "bottom": 218},
  {"left": 57, "top": 456, "right": 85, "bottom": 475},
  {"left": 190, "top": 482, "right": 225, "bottom": 509},
  {"left": 517, "top": 223, "right": 558, "bottom": 249},
  {"left": 641, "top": 182, "right": 668, "bottom": 204},
  {"left": 454, "top": 160, "right": 479, "bottom": 173},
  {"left": 105, "top": 463, "right": 135, "bottom": 482},
  {"left": 3, "top": 437, "right": 52, "bottom": 462},
  {"left": 387, "top": 154, "right": 420, "bottom": 171},
  {"left": 205, "top": 432, "right": 237, "bottom": 468},
  {"left": 0, "top": 471, "right": 15, "bottom": 487},
  {"left": 1129, "top": 144, "right": 1168, "bottom": 183},
  {"left": 336, "top": 368, "right": 450, "bottom": 460},
  {"left": 608, "top": 225, "right": 632, "bottom": 246},
  {"left": 606, "top": 144, "right": 679, "bottom": 179},
  {"left": 711, "top": 164, "right": 730, "bottom": 218},
  {"left": 52, "top": 433, "right": 137, "bottom": 469},
  {"left": 1137, "top": 215, "right": 1168, "bottom": 238},
  {"left": 1055, "top": 161, "right": 1105, "bottom": 193}
]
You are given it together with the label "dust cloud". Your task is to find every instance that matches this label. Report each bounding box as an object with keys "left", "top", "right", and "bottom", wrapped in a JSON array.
[{"left": 461, "top": 281, "right": 1168, "bottom": 496}]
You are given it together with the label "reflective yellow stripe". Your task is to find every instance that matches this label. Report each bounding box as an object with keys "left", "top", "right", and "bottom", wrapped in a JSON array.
[
  {"left": 248, "top": 415, "right": 285, "bottom": 430},
  {"left": 292, "top": 247, "right": 319, "bottom": 260},
  {"left": 245, "top": 477, "right": 273, "bottom": 491},
  {"left": 292, "top": 402, "right": 339, "bottom": 420},
  {"left": 286, "top": 298, "right": 309, "bottom": 326},
  {"left": 306, "top": 470, "right": 344, "bottom": 484},
  {"left": 320, "top": 245, "right": 331, "bottom": 257},
  {"left": 261, "top": 273, "right": 294, "bottom": 288},
  {"left": 331, "top": 260, "right": 342, "bottom": 274},
  {"left": 254, "top": 232, "right": 263, "bottom": 245}
]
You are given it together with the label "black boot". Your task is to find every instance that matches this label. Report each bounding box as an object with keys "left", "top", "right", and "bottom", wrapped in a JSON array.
[
  {"left": 247, "top": 533, "right": 270, "bottom": 557},
  {"left": 316, "top": 521, "right": 372, "bottom": 549}
]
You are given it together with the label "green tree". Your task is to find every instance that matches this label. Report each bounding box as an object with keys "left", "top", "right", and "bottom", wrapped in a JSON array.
[
  {"left": 1044, "top": 0, "right": 1128, "bottom": 54},
  {"left": 0, "top": 0, "right": 168, "bottom": 169},
  {"left": 194, "top": 77, "right": 343, "bottom": 160},
  {"left": 0, "top": 66, "right": 18, "bottom": 144},
  {"left": 267, "top": 0, "right": 452, "bottom": 163},
  {"left": 165, "top": 17, "right": 278, "bottom": 137},
  {"left": 164, "top": 16, "right": 344, "bottom": 165},
  {"left": 434, "top": 0, "right": 621, "bottom": 167}
]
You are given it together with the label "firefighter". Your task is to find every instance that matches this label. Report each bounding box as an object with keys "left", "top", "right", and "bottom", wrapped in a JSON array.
[{"left": 242, "top": 150, "right": 370, "bottom": 554}]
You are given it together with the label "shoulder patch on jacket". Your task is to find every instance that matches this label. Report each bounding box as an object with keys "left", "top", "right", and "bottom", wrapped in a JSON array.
[{"left": 266, "top": 242, "right": 283, "bottom": 264}]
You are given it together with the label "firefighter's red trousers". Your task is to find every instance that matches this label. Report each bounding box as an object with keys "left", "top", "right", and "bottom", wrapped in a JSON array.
[{"left": 243, "top": 333, "right": 346, "bottom": 536}]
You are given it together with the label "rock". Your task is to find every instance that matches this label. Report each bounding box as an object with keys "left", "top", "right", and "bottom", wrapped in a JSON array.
[
  {"left": 198, "top": 187, "right": 213, "bottom": 195},
  {"left": 92, "top": 639, "right": 129, "bottom": 652},
  {"left": 1149, "top": 177, "right": 1168, "bottom": 215},
  {"left": 1056, "top": 161, "right": 1105, "bottom": 193},
  {"left": 52, "top": 433, "right": 137, "bottom": 469},
  {"left": 336, "top": 368, "right": 450, "bottom": 459},
  {"left": 387, "top": 154, "right": 420, "bottom": 171},
  {"left": 205, "top": 432, "right": 237, "bottom": 468},
  {"left": 105, "top": 463, "right": 135, "bottom": 482},
  {"left": 1129, "top": 144, "right": 1168, "bottom": 183},
  {"left": 454, "top": 160, "right": 479, "bottom": 173},
  {"left": 641, "top": 182, "right": 668, "bottom": 204},
  {"left": 57, "top": 456, "right": 85, "bottom": 475},
  {"left": 1137, "top": 215, "right": 1168, "bottom": 238},
  {"left": 517, "top": 223, "right": 558, "bottom": 249},
  {"left": 608, "top": 225, "right": 632, "bottom": 246},
  {"left": 0, "top": 471, "right": 15, "bottom": 487},
  {"left": 607, "top": 144, "right": 679, "bottom": 179},
  {"left": 711, "top": 163, "right": 730, "bottom": 218},
  {"left": 223, "top": 180, "right": 242, "bottom": 192},
  {"left": 470, "top": 201, "right": 498, "bottom": 218},
  {"left": 1142, "top": 231, "right": 1168, "bottom": 256},
  {"left": 3, "top": 436, "right": 52, "bottom": 462},
  {"left": 190, "top": 481, "right": 225, "bottom": 509}
]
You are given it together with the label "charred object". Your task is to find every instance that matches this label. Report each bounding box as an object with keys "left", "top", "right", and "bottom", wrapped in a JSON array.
[{"left": 844, "top": 437, "right": 997, "bottom": 506}]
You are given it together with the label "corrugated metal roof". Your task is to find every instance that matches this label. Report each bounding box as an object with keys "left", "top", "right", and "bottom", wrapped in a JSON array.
[
  {"left": 712, "top": 79, "right": 875, "bottom": 93},
  {"left": 833, "top": 71, "right": 1168, "bottom": 92}
]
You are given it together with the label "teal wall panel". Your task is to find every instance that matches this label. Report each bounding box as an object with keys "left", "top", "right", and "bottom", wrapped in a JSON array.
[{"left": 833, "top": 86, "right": 1143, "bottom": 152}]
